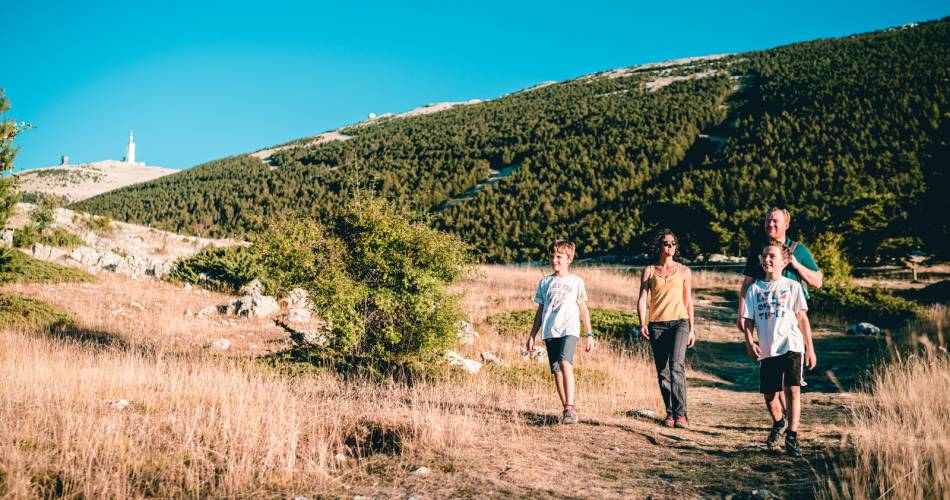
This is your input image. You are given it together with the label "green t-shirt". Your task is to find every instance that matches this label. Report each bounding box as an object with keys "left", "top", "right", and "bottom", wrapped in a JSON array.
[{"left": 742, "top": 237, "right": 819, "bottom": 298}]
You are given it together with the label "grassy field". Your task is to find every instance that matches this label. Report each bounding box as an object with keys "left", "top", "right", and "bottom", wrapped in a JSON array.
[{"left": 0, "top": 265, "right": 946, "bottom": 498}]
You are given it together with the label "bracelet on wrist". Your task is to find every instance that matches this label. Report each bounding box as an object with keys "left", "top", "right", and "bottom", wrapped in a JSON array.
[{"left": 586, "top": 332, "right": 595, "bottom": 337}]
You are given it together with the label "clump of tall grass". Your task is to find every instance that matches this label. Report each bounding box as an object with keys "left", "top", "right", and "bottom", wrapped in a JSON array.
[{"left": 826, "top": 307, "right": 949, "bottom": 499}]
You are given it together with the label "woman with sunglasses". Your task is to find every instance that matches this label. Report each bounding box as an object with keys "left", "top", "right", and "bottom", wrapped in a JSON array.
[{"left": 636, "top": 228, "right": 696, "bottom": 428}]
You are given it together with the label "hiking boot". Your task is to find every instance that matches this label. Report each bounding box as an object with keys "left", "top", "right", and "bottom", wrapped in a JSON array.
[
  {"left": 663, "top": 415, "right": 675, "bottom": 428},
  {"left": 674, "top": 416, "right": 688, "bottom": 429},
  {"left": 562, "top": 407, "right": 578, "bottom": 424},
  {"left": 766, "top": 419, "right": 786, "bottom": 450},
  {"left": 785, "top": 433, "right": 801, "bottom": 457}
]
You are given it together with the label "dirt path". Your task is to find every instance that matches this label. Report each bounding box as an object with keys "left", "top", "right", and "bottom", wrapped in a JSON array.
[{"left": 376, "top": 286, "right": 882, "bottom": 499}]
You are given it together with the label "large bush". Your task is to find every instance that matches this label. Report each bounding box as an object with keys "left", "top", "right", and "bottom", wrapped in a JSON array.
[
  {"left": 166, "top": 246, "right": 261, "bottom": 294},
  {"left": 810, "top": 284, "right": 921, "bottom": 327},
  {"left": 254, "top": 199, "right": 471, "bottom": 360}
]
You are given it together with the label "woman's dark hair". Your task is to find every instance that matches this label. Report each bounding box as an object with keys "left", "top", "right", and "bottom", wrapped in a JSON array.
[{"left": 652, "top": 228, "right": 679, "bottom": 257}]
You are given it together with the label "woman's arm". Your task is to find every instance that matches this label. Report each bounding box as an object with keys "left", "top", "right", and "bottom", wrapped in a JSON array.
[
  {"left": 637, "top": 266, "right": 651, "bottom": 339},
  {"left": 683, "top": 265, "right": 696, "bottom": 348}
]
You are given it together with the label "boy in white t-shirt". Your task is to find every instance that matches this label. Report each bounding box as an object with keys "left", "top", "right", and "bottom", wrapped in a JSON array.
[
  {"left": 526, "top": 240, "right": 595, "bottom": 424},
  {"left": 740, "top": 242, "right": 817, "bottom": 457}
]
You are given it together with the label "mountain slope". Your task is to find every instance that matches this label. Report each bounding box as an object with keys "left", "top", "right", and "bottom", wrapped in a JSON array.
[
  {"left": 72, "top": 18, "right": 950, "bottom": 263},
  {"left": 16, "top": 161, "right": 177, "bottom": 203}
]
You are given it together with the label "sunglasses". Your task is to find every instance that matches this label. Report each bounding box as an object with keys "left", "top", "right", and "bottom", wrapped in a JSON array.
[{"left": 661, "top": 241, "right": 677, "bottom": 247}]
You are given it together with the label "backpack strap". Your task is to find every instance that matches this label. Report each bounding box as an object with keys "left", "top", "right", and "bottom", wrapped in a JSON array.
[{"left": 788, "top": 240, "right": 798, "bottom": 253}]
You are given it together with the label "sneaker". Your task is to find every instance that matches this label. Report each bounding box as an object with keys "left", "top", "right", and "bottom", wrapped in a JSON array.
[
  {"left": 663, "top": 415, "right": 675, "bottom": 428},
  {"left": 766, "top": 419, "right": 786, "bottom": 450},
  {"left": 674, "top": 416, "right": 688, "bottom": 429},
  {"left": 785, "top": 433, "right": 801, "bottom": 457},
  {"left": 562, "top": 407, "right": 578, "bottom": 424}
]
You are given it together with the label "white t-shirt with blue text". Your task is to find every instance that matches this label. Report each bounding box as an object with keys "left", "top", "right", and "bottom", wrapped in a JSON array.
[
  {"left": 534, "top": 274, "right": 588, "bottom": 340},
  {"left": 742, "top": 277, "right": 808, "bottom": 360}
]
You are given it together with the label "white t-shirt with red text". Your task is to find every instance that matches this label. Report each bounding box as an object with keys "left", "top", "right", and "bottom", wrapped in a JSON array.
[{"left": 742, "top": 277, "right": 808, "bottom": 360}]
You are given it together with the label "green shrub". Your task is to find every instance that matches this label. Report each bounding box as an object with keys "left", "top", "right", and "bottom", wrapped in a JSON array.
[
  {"left": 13, "top": 224, "right": 86, "bottom": 250},
  {"left": 811, "top": 284, "right": 922, "bottom": 327},
  {"left": 0, "top": 292, "right": 72, "bottom": 329},
  {"left": 82, "top": 214, "right": 114, "bottom": 236},
  {"left": 18, "top": 192, "right": 70, "bottom": 206},
  {"left": 0, "top": 250, "right": 94, "bottom": 284},
  {"left": 166, "top": 245, "right": 260, "bottom": 294},
  {"left": 810, "top": 232, "right": 852, "bottom": 286},
  {"left": 39, "top": 227, "right": 85, "bottom": 250},
  {"left": 12, "top": 224, "right": 41, "bottom": 248},
  {"left": 254, "top": 198, "right": 471, "bottom": 360},
  {"left": 488, "top": 307, "right": 639, "bottom": 341}
]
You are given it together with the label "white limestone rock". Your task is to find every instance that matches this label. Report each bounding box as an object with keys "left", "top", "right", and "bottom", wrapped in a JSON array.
[
  {"left": 480, "top": 351, "right": 509, "bottom": 367},
  {"left": 456, "top": 320, "right": 480, "bottom": 345},
  {"left": 445, "top": 350, "right": 482, "bottom": 374}
]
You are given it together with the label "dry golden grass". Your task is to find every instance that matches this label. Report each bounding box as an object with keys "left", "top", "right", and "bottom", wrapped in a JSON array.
[
  {"left": 3, "top": 263, "right": 942, "bottom": 498},
  {"left": 0, "top": 265, "right": 664, "bottom": 498},
  {"left": 1, "top": 273, "right": 286, "bottom": 355},
  {"left": 825, "top": 306, "right": 950, "bottom": 500}
]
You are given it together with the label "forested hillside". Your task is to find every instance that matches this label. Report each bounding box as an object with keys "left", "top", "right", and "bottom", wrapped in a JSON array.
[{"left": 73, "top": 18, "right": 949, "bottom": 263}]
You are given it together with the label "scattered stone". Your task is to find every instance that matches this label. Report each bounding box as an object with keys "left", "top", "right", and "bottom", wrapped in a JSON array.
[
  {"left": 445, "top": 350, "right": 482, "bottom": 374},
  {"left": 456, "top": 320, "right": 480, "bottom": 345},
  {"left": 411, "top": 466, "right": 432, "bottom": 476},
  {"left": 292, "top": 496, "right": 312, "bottom": 500},
  {"left": 128, "top": 301, "right": 145, "bottom": 311},
  {"left": 703, "top": 401, "right": 715, "bottom": 407},
  {"left": 480, "top": 352, "right": 509, "bottom": 367},
  {"left": 286, "top": 288, "right": 310, "bottom": 309},
  {"left": 211, "top": 338, "right": 231, "bottom": 350},
  {"left": 626, "top": 409, "right": 657, "bottom": 419},
  {"left": 0, "top": 228, "right": 13, "bottom": 247},
  {"left": 277, "top": 318, "right": 332, "bottom": 348},
  {"left": 752, "top": 489, "right": 778, "bottom": 498},
  {"left": 239, "top": 279, "right": 266, "bottom": 296},
  {"left": 609, "top": 447, "right": 621, "bottom": 452},
  {"left": 112, "top": 399, "right": 130, "bottom": 410},
  {"left": 183, "top": 283, "right": 192, "bottom": 290},
  {"left": 197, "top": 306, "right": 217, "bottom": 318},
  {"left": 847, "top": 322, "right": 881, "bottom": 336},
  {"left": 287, "top": 307, "right": 312, "bottom": 323},
  {"left": 521, "top": 348, "right": 547, "bottom": 363}
]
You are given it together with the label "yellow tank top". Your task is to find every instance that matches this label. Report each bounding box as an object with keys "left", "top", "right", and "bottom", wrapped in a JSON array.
[{"left": 648, "top": 264, "right": 689, "bottom": 322}]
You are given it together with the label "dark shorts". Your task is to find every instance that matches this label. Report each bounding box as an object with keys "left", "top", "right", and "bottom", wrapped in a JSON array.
[
  {"left": 760, "top": 351, "right": 806, "bottom": 393},
  {"left": 544, "top": 336, "right": 578, "bottom": 374}
]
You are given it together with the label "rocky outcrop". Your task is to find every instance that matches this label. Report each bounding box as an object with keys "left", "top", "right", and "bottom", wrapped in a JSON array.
[
  {"left": 218, "top": 293, "right": 279, "bottom": 318},
  {"left": 30, "top": 244, "right": 174, "bottom": 279}
]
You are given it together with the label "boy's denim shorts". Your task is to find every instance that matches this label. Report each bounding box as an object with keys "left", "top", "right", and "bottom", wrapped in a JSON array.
[{"left": 544, "top": 336, "right": 578, "bottom": 373}]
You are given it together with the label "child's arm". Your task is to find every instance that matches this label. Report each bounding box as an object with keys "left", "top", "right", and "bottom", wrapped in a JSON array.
[
  {"left": 636, "top": 267, "right": 651, "bottom": 340},
  {"left": 683, "top": 266, "right": 696, "bottom": 348},
  {"left": 739, "top": 287, "right": 760, "bottom": 359},
  {"left": 740, "top": 318, "right": 761, "bottom": 360},
  {"left": 579, "top": 301, "right": 594, "bottom": 352},
  {"left": 797, "top": 310, "right": 817, "bottom": 369},
  {"left": 526, "top": 304, "right": 543, "bottom": 352}
]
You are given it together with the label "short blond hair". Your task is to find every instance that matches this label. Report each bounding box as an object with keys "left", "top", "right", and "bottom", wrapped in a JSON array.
[
  {"left": 764, "top": 207, "right": 791, "bottom": 225},
  {"left": 551, "top": 239, "right": 576, "bottom": 260},
  {"left": 760, "top": 241, "right": 791, "bottom": 260}
]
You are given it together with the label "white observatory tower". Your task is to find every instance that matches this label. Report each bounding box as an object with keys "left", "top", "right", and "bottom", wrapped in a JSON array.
[{"left": 124, "top": 129, "right": 136, "bottom": 164}]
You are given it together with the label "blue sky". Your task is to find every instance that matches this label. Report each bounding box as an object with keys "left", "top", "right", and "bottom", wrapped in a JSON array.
[{"left": 4, "top": 1, "right": 947, "bottom": 171}]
